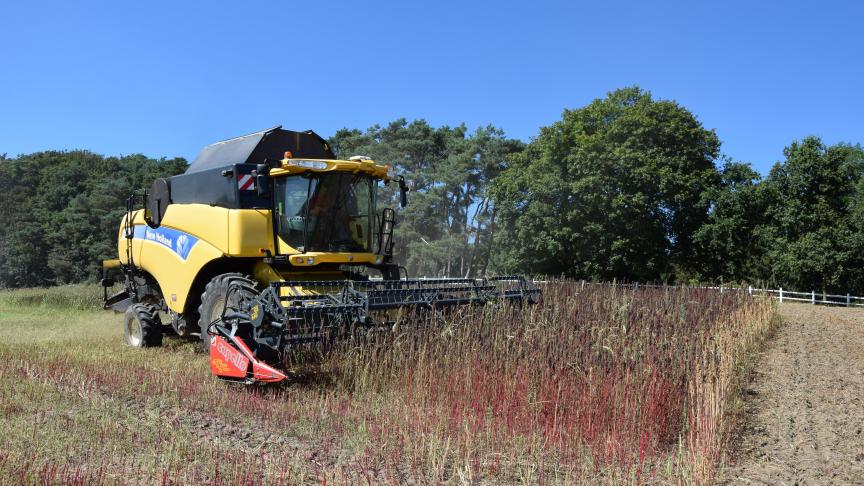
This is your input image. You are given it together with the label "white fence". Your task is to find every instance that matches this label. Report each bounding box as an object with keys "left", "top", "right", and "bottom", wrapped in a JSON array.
[
  {"left": 557, "top": 280, "right": 864, "bottom": 308},
  {"left": 750, "top": 288, "right": 864, "bottom": 307}
]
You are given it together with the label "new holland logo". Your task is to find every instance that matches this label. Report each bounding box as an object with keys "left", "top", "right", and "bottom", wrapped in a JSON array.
[
  {"left": 175, "top": 234, "right": 190, "bottom": 257},
  {"left": 133, "top": 226, "right": 198, "bottom": 260}
]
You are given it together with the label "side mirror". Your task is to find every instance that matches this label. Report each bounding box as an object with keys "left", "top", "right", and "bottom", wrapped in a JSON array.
[
  {"left": 377, "top": 207, "right": 396, "bottom": 256},
  {"left": 255, "top": 164, "right": 271, "bottom": 198},
  {"left": 397, "top": 176, "right": 410, "bottom": 208}
]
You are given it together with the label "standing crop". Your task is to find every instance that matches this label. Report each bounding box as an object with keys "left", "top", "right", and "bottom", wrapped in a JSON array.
[
  {"left": 0, "top": 282, "right": 774, "bottom": 484},
  {"left": 319, "top": 282, "right": 774, "bottom": 483}
]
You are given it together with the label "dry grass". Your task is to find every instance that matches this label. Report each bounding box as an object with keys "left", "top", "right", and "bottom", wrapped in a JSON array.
[{"left": 0, "top": 282, "right": 774, "bottom": 485}]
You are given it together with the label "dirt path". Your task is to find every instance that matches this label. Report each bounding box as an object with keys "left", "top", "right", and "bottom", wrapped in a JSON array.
[{"left": 722, "top": 303, "right": 864, "bottom": 485}]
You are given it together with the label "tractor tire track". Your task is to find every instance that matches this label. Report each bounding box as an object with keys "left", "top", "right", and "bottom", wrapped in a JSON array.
[{"left": 722, "top": 304, "right": 864, "bottom": 485}]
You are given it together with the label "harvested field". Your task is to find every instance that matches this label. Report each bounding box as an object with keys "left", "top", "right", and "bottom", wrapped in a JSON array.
[
  {"left": 0, "top": 283, "right": 774, "bottom": 484},
  {"left": 721, "top": 304, "right": 864, "bottom": 485}
]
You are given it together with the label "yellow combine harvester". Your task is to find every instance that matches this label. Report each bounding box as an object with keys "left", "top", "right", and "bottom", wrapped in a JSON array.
[{"left": 102, "top": 127, "right": 539, "bottom": 383}]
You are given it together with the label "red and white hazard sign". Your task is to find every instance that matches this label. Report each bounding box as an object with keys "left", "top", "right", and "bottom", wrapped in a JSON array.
[{"left": 237, "top": 174, "right": 256, "bottom": 191}]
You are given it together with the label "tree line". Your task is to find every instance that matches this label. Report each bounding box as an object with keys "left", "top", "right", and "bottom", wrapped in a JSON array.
[
  {"left": 2, "top": 86, "right": 862, "bottom": 293},
  {"left": 0, "top": 152, "right": 187, "bottom": 287}
]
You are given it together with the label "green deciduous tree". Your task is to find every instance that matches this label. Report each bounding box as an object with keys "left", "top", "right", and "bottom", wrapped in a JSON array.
[
  {"left": 492, "top": 87, "right": 720, "bottom": 281},
  {"left": 693, "top": 159, "right": 769, "bottom": 283},
  {"left": 759, "top": 138, "right": 864, "bottom": 293},
  {"left": 695, "top": 139, "right": 864, "bottom": 293}
]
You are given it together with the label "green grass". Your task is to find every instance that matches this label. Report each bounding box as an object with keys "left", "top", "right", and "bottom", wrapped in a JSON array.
[{"left": 0, "top": 284, "right": 107, "bottom": 312}]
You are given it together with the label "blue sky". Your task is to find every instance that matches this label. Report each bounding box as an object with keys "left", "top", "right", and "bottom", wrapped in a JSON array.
[{"left": 1, "top": 0, "right": 861, "bottom": 174}]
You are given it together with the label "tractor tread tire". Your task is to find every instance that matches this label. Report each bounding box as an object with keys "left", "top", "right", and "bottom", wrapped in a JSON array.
[
  {"left": 124, "top": 303, "right": 163, "bottom": 347},
  {"left": 197, "top": 273, "right": 258, "bottom": 351}
]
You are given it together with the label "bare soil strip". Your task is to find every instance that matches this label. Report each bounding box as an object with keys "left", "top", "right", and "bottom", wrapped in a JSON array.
[{"left": 722, "top": 304, "right": 864, "bottom": 485}]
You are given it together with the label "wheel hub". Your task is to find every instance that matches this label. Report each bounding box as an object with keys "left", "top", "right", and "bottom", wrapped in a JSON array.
[{"left": 127, "top": 318, "right": 143, "bottom": 346}]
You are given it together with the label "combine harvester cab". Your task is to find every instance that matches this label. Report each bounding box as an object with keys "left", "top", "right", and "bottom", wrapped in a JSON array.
[{"left": 102, "top": 126, "right": 540, "bottom": 384}]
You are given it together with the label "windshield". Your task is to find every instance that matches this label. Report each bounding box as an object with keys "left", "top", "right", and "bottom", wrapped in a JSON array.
[{"left": 274, "top": 173, "right": 375, "bottom": 253}]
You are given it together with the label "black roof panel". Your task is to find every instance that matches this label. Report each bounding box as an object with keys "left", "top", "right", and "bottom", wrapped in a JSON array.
[{"left": 186, "top": 126, "right": 335, "bottom": 173}]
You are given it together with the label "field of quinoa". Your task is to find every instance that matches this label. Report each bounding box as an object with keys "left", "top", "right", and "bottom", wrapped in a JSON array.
[{"left": 0, "top": 281, "right": 775, "bottom": 485}]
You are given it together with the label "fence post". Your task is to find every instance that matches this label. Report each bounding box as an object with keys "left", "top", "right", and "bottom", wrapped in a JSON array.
[
  {"left": 779, "top": 288, "right": 783, "bottom": 303},
  {"left": 580, "top": 279, "right": 585, "bottom": 291},
  {"left": 811, "top": 290, "right": 815, "bottom": 305},
  {"left": 748, "top": 285, "right": 752, "bottom": 295},
  {"left": 847, "top": 293, "right": 851, "bottom": 306}
]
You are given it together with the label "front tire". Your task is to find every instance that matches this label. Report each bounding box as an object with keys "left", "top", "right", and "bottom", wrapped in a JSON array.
[
  {"left": 197, "top": 273, "right": 258, "bottom": 351},
  {"left": 124, "top": 304, "right": 163, "bottom": 347}
]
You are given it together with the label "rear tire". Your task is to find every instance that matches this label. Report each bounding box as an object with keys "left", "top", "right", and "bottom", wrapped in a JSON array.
[
  {"left": 197, "top": 273, "right": 258, "bottom": 351},
  {"left": 124, "top": 304, "right": 163, "bottom": 347}
]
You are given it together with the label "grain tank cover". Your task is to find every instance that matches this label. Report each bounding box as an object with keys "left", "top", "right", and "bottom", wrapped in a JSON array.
[{"left": 185, "top": 126, "right": 336, "bottom": 174}]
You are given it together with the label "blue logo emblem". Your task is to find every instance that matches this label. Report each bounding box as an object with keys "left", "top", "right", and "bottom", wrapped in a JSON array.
[{"left": 133, "top": 225, "right": 198, "bottom": 260}]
